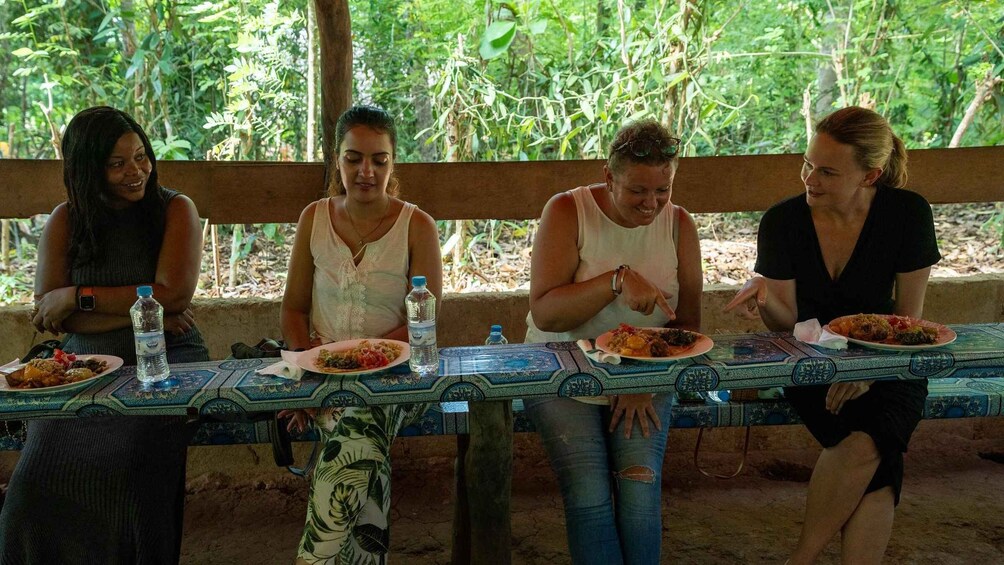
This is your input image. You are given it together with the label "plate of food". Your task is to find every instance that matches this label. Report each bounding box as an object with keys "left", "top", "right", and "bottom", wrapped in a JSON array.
[
  {"left": 595, "top": 323, "right": 714, "bottom": 362},
  {"left": 825, "top": 313, "right": 956, "bottom": 351},
  {"left": 0, "top": 350, "right": 123, "bottom": 394},
  {"left": 295, "top": 339, "right": 410, "bottom": 376}
]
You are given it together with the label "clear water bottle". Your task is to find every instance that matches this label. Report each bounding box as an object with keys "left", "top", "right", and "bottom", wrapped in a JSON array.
[
  {"left": 485, "top": 324, "right": 507, "bottom": 346},
  {"left": 130, "top": 285, "right": 170, "bottom": 383},
  {"left": 406, "top": 275, "right": 438, "bottom": 376}
]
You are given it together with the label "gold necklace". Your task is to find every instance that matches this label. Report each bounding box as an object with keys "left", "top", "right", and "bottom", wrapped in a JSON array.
[{"left": 345, "top": 199, "right": 390, "bottom": 247}]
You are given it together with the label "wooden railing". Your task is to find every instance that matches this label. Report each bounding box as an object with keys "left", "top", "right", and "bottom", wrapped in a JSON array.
[{"left": 1, "top": 146, "right": 1002, "bottom": 222}]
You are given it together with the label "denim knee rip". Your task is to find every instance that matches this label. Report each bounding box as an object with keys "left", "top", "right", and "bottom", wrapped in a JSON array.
[{"left": 613, "top": 465, "right": 656, "bottom": 484}]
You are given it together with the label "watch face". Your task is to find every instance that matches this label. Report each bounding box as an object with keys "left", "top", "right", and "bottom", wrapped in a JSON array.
[{"left": 79, "top": 295, "right": 96, "bottom": 311}]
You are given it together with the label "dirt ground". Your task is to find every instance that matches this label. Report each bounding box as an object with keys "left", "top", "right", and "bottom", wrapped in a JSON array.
[{"left": 178, "top": 422, "right": 1004, "bottom": 565}]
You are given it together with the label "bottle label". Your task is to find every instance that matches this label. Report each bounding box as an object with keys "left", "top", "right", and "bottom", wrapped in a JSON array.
[
  {"left": 408, "top": 321, "right": 437, "bottom": 347},
  {"left": 135, "top": 331, "right": 166, "bottom": 357}
]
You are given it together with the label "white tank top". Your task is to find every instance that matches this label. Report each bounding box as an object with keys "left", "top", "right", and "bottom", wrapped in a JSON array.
[
  {"left": 526, "top": 185, "right": 681, "bottom": 345},
  {"left": 309, "top": 198, "right": 414, "bottom": 343}
]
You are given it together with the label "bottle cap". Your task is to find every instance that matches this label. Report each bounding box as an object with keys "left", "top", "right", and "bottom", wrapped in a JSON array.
[
  {"left": 136, "top": 285, "right": 153, "bottom": 298},
  {"left": 411, "top": 275, "right": 426, "bottom": 287},
  {"left": 491, "top": 324, "right": 502, "bottom": 333}
]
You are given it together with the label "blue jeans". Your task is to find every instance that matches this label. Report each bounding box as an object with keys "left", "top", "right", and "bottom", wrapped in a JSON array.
[{"left": 525, "top": 395, "right": 675, "bottom": 565}]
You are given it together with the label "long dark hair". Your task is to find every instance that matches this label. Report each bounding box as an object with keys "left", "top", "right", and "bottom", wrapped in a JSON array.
[
  {"left": 330, "top": 105, "right": 400, "bottom": 197},
  {"left": 62, "top": 106, "right": 169, "bottom": 267}
]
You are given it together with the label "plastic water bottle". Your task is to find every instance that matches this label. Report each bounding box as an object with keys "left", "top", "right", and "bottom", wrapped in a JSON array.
[
  {"left": 130, "top": 285, "right": 170, "bottom": 383},
  {"left": 485, "top": 324, "right": 507, "bottom": 346},
  {"left": 406, "top": 275, "right": 438, "bottom": 376}
]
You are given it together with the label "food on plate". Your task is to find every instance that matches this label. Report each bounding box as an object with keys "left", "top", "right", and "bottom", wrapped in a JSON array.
[
  {"left": 314, "top": 340, "right": 403, "bottom": 372},
  {"left": 3, "top": 349, "right": 108, "bottom": 390},
  {"left": 829, "top": 314, "right": 939, "bottom": 345},
  {"left": 829, "top": 313, "right": 892, "bottom": 341},
  {"left": 606, "top": 323, "right": 699, "bottom": 357}
]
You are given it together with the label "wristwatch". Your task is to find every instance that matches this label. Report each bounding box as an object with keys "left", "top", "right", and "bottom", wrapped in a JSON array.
[{"left": 77, "top": 286, "right": 96, "bottom": 312}]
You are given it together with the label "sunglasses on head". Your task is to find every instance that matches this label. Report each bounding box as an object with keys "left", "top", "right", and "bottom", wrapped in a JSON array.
[{"left": 612, "top": 135, "right": 681, "bottom": 159}]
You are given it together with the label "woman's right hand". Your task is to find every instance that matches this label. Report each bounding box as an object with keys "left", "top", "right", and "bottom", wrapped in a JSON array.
[
  {"left": 723, "top": 276, "right": 768, "bottom": 319},
  {"left": 164, "top": 308, "right": 195, "bottom": 335},
  {"left": 278, "top": 408, "right": 317, "bottom": 434},
  {"left": 619, "top": 268, "right": 675, "bottom": 320}
]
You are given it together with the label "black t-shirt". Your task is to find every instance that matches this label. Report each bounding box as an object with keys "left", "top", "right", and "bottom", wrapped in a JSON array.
[{"left": 754, "top": 188, "right": 941, "bottom": 325}]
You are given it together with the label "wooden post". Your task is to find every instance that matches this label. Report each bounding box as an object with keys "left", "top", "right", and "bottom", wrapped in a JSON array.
[{"left": 313, "top": 0, "right": 352, "bottom": 195}]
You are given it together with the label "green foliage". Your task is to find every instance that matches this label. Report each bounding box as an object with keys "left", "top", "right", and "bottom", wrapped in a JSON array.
[{"left": 2, "top": 0, "right": 1001, "bottom": 294}]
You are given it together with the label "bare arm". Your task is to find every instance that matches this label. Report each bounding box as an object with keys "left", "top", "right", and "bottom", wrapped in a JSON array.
[
  {"left": 86, "top": 195, "right": 203, "bottom": 314},
  {"left": 529, "top": 192, "right": 617, "bottom": 332},
  {"left": 280, "top": 202, "right": 318, "bottom": 350},
  {"left": 723, "top": 275, "right": 798, "bottom": 332},
  {"left": 667, "top": 206, "right": 702, "bottom": 333},
  {"left": 36, "top": 195, "right": 204, "bottom": 335},
  {"left": 892, "top": 267, "right": 932, "bottom": 318},
  {"left": 378, "top": 208, "right": 446, "bottom": 342}
]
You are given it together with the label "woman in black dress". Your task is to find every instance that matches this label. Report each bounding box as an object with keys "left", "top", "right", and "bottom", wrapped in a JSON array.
[
  {"left": 725, "top": 106, "right": 940, "bottom": 564},
  {"left": 0, "top": 106, "right": 208, "bottom": 564}
]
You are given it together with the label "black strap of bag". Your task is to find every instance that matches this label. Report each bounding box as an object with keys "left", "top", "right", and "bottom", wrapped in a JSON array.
[{"left": 228, "top": 339, "right": 316, "bottom": 474}]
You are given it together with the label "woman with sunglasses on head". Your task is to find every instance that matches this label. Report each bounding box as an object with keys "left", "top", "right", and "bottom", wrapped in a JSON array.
[
  {"left": 0, "top": 106, "right": 208, "bottom": 564},
  {"left": 524, "top": 119, "right": 702, "bottom": 564},
  {"left": 725, "top": 106, "right": 940, "bottom": 564}
]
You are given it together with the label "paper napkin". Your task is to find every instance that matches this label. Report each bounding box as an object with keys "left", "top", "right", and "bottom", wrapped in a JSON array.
[
  {"left": 256, "top": 349, "right": 305, "bottom": 381},
  {"left": 576, "top": 339, "right": 622, "bottom": 365},
  {"left": 793, "top": 318, "right": 848, "bottom": 350}
]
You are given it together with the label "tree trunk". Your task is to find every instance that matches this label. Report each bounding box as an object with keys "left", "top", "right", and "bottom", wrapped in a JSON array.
[
  {"left": 949, "top": 72, "right": 1003, "bottom": 148},
  {"left": 306, "top": 0, "right": 317, "bottom": 161},
  {"left": 814, "top": 5, "right": 840, "bottom": 116},
  {"left": 663, "top": 0, "right": 696, "bottom": 133},
  {"left": 314, "top": 0, "right": 353, "bottom": 195}
]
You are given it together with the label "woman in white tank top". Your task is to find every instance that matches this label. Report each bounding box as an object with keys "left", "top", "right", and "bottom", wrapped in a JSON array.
[
  {"left": 279, "top": 106, "right": 443, "bottom": 565},
  {"left": 525, "top": 120, "right": 704, "bottom": 565}
]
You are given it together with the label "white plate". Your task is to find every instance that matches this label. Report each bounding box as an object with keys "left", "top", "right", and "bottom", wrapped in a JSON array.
[
  {"left": 595, "top": 327, "right": 714, "bottom": 362},
  {"left": 825, "top": 314, "right": 957, "bottom": 352},
  {"left": 0, "top": 354, "right": 124, "bottom": 394},
  {"left": 292, "top": 339, "right": 410, "bottom": 376}
]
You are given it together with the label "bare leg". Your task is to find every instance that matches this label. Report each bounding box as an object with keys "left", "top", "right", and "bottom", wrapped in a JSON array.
[
  {"left": 839, "top": 487, "right": 895, "bottom": 565},
  {"left": 789, "top": 432, "right": 881, "bottom": 565}
]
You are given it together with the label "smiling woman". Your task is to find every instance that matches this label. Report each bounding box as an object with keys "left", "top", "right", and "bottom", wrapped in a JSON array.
[
  {"left": 0, "top": 106, "right": 209, "bottom": 564},
  {"left": 522, "top": 119, "right": 704, "bottom": 565}
]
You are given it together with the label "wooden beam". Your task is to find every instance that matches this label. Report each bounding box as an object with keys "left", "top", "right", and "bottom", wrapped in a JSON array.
[{"left": 1, "top": 146, "right": 1001, "bottom": 221}]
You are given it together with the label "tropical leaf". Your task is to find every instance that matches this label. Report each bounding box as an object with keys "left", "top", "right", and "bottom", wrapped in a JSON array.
[{"left": 352, "top": 524, "right": 390, "bottom": 555}]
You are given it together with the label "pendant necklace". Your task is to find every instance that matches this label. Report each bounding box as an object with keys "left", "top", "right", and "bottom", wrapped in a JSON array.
[{"left": 346, "top": 199, "right": 390, "bottom": 260}]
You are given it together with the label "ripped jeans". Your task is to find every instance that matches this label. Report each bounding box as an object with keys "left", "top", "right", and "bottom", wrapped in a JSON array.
[{"left": 525, "top": 395, "right": 674, "bottom": 565}]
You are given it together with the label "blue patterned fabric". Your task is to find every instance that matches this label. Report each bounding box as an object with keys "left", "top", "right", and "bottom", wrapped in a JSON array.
[{"left": 1, "top": 325, "right": 1002, "bottom": 422}]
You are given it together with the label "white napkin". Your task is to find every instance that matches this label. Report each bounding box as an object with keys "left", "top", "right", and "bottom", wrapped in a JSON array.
[
  {"left": 256, "top": 350, "right": 305, "bottom": 381},
  {"left": 576, "top": 339, "right": 621, "bottom": 365},
  {"left": 793, "top": 318, "right": 848, "bottom": 350}
]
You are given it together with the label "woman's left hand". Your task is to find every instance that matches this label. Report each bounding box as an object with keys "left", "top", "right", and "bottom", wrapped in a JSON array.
[
  {"left": 825, "top": 380, "right": 874, "bottom": 415},
  {"left": 31, "top": 286, "right": 78, "bottom": 335},
  {"left": 609, "top": 393, "right": 662, "bottom": 439}
]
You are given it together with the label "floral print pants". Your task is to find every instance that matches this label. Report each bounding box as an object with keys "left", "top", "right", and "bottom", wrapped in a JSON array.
[{"left": 297, "top": 403, "right": 425, "bottom": 565}]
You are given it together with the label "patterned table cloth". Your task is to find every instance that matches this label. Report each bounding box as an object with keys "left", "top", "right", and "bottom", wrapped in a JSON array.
[{"left": 2, "top": 324, "right": 1002, "bottom": 420}]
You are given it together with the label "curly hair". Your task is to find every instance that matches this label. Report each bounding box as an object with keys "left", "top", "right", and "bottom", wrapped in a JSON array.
[
  {"left": 607, "top": 119, "right": 680, "bottom": 175},
  {"left": 816, "top": 106, "right": 908, "bottom": 189},
  {"left": 330, "top": 105, "right": 400, "bottom": 197},
  {"left": 62, "top": 106, "right": 169, "bottom": 267}
]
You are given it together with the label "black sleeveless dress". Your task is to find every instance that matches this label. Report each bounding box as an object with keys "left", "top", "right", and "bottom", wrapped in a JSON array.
[{"left": 0, "top": 189, "right": 208, "bottom": 564}]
